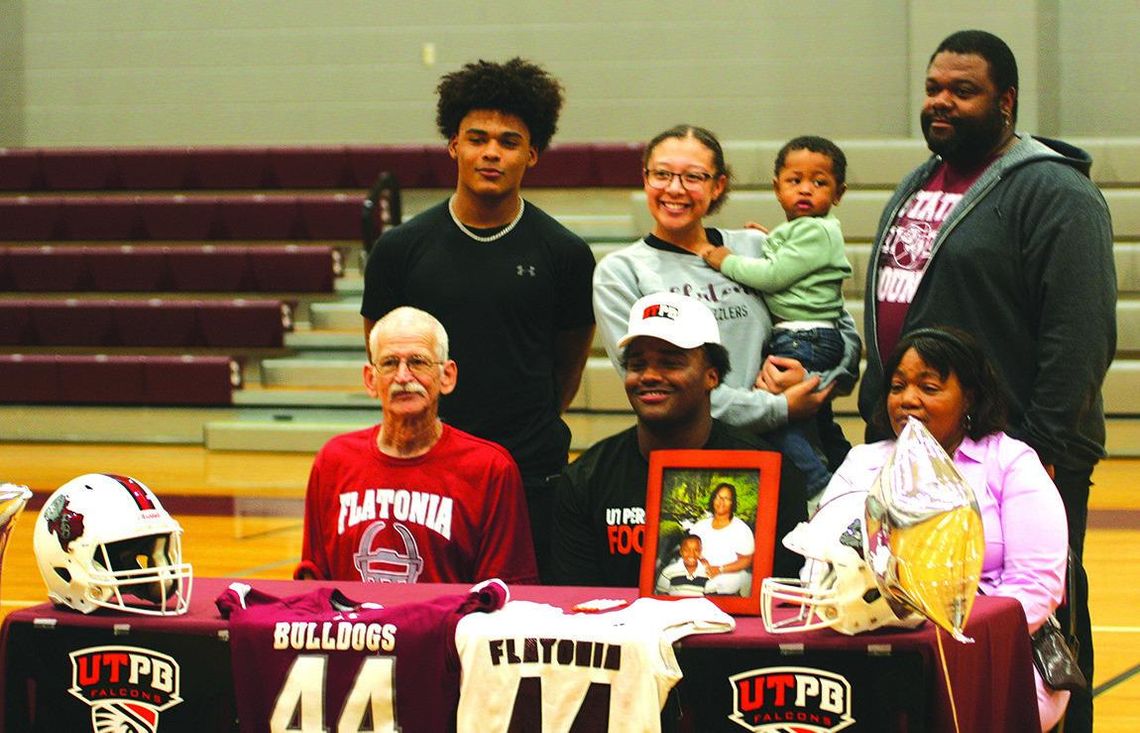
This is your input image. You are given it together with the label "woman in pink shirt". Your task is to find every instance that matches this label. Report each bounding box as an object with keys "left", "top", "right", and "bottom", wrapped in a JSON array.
[{"left": 811, "top": 327, "right": 1070, "bottom": 730}]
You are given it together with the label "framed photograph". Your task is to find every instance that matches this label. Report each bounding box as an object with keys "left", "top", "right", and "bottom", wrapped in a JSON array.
[{"left": 640, "top": 449, "right": 782, "bottom": 615}]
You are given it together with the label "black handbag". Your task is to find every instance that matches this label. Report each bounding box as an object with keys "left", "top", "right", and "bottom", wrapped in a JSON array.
[{"left": 1029, "top": 614, "right": 1087, "bottom": 692}]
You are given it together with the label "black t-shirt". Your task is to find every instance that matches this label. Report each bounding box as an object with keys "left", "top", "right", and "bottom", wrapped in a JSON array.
[
  {"left": 361, "top": 200, "right": 596, "bottom": 480},
  {"left": 550, "top": 419, "right": 808, "bottom": 587}
]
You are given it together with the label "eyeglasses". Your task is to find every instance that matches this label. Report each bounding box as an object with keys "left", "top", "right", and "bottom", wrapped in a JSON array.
[
  {"left": 644, "top": 168, "right": 717, "bottom": 190},
  {"left": 372, "top": 355, "right": 443, "bottom": 376}
]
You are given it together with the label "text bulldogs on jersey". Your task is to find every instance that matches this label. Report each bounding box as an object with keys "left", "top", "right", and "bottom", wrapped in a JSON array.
[
  {"left": 273, "top": 620, "right": 397, "bottom": 652},
  {"left": 727, "top": 666, "right": 854, "bottom": 733},
  {"left": 338, "top": 488, "right": 453, "bottom": 538}
]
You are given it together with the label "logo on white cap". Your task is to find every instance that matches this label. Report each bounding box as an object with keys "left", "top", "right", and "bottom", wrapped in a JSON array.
[
  {"left": 618, "top": 292, "right": 720, "bottom": 349},
  {"left": 641, "top": 303, "right": 679, "bottom": 322}
]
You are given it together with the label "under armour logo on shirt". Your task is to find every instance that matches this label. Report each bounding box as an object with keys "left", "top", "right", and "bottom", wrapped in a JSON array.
[{"left": 517, "top": 265, "right": 536, "bottom": 277}]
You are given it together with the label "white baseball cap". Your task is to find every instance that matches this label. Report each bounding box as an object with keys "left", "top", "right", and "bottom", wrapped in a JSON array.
[{"left": 617, "top": 291, "right": 721, "bottom": 349}]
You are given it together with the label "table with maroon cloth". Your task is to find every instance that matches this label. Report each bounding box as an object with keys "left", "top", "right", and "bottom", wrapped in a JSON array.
[{"left": 0, "top": 577, "right": 1039, "bottom": 732}]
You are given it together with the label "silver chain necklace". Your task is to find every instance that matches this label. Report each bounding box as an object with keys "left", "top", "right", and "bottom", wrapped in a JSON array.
[{"left": 448, "top": 195, "right": 525, "bottom": 243}]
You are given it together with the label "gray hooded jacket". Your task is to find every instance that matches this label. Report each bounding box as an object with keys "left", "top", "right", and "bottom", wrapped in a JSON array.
[{"left": 859, "top": 135, "right": 1116, "bottom": 472}]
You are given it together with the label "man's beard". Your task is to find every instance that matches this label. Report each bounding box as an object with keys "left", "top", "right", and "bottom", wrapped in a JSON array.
[{"left": 921, "top": 100, "right": 1006, "bottom": 167}]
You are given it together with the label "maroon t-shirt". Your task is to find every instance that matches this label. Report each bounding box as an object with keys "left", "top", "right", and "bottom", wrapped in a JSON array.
[
  {"left": 216, "top": 581, "right": 507, "bottom": 733},
  {"left": 874, "top": 160, "right": 989, "bottom": 361}
]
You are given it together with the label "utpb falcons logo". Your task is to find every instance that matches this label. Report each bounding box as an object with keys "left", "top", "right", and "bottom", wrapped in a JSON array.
[
  {"left": 727, "top": 666, "right": 854, "bottom": 732},
  {"left": 69, "top": 645, "right": 183, "bottom": 733},
  {"left": 641, "top": 303, "right": 679, "bottom": 321}
]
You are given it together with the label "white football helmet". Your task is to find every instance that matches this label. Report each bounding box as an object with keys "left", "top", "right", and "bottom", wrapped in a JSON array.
[
  {"left": 34, "top": 473, "right": 192, "bottom": 615},
  {"left": 761, "top": 519, "right": 922, "bottom": 636}
]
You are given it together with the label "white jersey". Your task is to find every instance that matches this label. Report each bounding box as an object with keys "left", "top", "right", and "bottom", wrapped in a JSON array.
[{"left": 455, "top": 597, "right": 734, "bottom": 733}]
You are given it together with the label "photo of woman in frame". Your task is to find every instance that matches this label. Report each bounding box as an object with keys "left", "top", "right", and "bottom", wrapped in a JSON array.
[{"left": 654, "top": 468, "right": 759, "bottom": 597}]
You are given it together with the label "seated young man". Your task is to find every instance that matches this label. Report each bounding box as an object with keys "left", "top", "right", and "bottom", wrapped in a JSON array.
[{"left": 551, "top": 291, "right": 806, "bottom": 587}]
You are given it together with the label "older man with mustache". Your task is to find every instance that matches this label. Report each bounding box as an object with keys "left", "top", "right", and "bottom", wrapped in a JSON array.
[{"left": 295, "top": 306, "right": 538, "bottom": 585}]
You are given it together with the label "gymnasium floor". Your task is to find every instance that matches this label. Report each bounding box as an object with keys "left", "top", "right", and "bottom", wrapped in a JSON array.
[{"left": 1, "top": 442, "right": 1136, "bottom": 731}]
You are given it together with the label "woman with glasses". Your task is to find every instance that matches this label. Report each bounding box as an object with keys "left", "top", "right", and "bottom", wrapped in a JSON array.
[{"left": 593, "top": 124, "right": 861, "bottom": 459}]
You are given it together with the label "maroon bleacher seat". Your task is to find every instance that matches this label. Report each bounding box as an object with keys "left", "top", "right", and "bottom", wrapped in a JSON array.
[
  {"left": 3, "top": 298, "right": 293, "bottom": 348},
  {"left": 0, "top": 149, "right": 42, "bottom": 191},
  {"left": 8, "top": 246, "right": 90, "bottom": 291},
  {"left": 0, "top": 247, "right": 8, "bottom": 290},
  {"left": 0, "top": 355, "right": 60, "bottom": 402},
  {"left": 592, "top": 142, "right": 644, "bottom": 186},
  {"left": 59, "top": 197, "right": 142, "bottom": 240},
  {"left": 0, "top": 197, "right": 64, "bottom": 240},
  {"left": 115, "top": 148, "right": 192, "bottom": 190},
  {"left": 165, "top": 245, "right": 251, "bottom": 291},
  {"left": 0, "top": 354, "right": 237, "bottom": 405},
  {"left": 346, "top": 145, "right": 435, "bottom": 188},
  {"left": 269, "top": 147, "right": 354, "bottom": 188},
  {"left": 112, "top": 299, "right": 202, "bottom": 347},
  {"left": 0, "top": 301, "right": 32, "bottom": 345},
  {"left": 144, "top": 355, "right": 238, "bottom": 405},
  {"left": 297, "top": 194, "right": 358, "bottom": 240},
  {"left": 216, "top": 195, "right": 302, "bottom": 239},
  {"left": 248, "top": 245, "right": 335, "bottom": 292},
  {"left": 526, "top": 144, "right": 593, "bottom": 187},
  {"left": 424, "top": 148, "right": 455, "bottom": 189},
  {"left": 39, "top": 149, "right": 119, "bottom": 190},
  {"left": 197, "top": 299, "right": 290, "bottom": 348},
  {"left": 28, "top": 299, "right": 116, "bottom": 347},
  {"left": 86, "top": 245, "right": 170, "bottom": 291},
  {"left": 188, "top": 146, "right": 270, "bottom": 189},
  {"left": 137, "top": 194, "right": 219, "bottom": 240},
  {"left": 57, "top": 354, "right": 147, "bottom": 403}
]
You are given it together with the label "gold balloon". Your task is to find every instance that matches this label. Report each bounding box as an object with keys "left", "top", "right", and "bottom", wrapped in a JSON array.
[{"left": 863, "top": 418, "right": 984, "bottom": 643}]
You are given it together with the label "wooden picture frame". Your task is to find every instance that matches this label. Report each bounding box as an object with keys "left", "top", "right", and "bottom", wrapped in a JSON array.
[{"left": 640, "top": 449, "right": 782, "bottom": 615}]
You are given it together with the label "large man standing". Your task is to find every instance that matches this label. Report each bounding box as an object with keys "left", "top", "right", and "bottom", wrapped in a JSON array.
[
  {"left": 860, "top": 30, "right": 1115, "bottom": 730},
  {"left": 296, "top": 307, "right": 538, "bottom": 585},
  {"left": 361, "top": 59, "right": 596, "bottom": 579},
  {"left": 552, "top": 292, "right": 806, "bottom": 587}
]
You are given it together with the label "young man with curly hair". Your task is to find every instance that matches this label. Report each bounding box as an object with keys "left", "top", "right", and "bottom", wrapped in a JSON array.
[{"left": 361, "top": 58, "right": 596, "bottom": 580}]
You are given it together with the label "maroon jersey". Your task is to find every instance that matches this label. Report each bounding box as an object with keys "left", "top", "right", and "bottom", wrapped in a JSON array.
[
  {"left": 298, "top": 423, "right": 538, "bottom": 584},
  {"left": 216, "top": 580, "right": 508, "bottom": 733}
]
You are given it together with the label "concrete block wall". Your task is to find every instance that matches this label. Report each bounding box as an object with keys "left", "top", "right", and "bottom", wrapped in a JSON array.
[{"left": 2, "top": 2, "right": 1138, "bottom": 147}]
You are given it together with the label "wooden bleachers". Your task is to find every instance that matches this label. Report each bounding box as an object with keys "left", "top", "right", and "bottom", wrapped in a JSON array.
[{"left": 0, "top": 145, "right": 381, "bottom": 411}]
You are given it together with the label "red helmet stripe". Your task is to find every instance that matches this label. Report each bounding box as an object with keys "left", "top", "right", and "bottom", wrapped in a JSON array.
[{"left": 106, "top": 474, "right": 156, "bottom": 511}]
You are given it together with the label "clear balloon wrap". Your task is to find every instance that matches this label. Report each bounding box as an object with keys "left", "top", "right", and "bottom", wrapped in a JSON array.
[
  {"left": 0, "top": 483, "right": 32, "bottom": 553},
  {"left": 0, "top": 483, "right": 33, "bottom": 597},
  {"left": 863, "top": 417, "right": 984, "bottom": 643}
]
